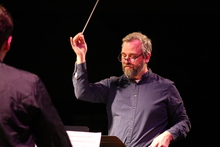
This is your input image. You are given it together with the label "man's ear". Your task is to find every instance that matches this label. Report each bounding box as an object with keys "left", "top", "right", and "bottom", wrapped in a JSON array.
[
  {"left": 144, "top": 52, "right": 151, "bottom": 63},
  {"left": 4, "top": 36, "right": 13, "bottom": 51},
  {"left": 0, "top": 36, "right": 13, "bottom": 61}
]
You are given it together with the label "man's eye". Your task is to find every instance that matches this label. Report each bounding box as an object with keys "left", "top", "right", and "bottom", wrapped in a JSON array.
[
  {"left": 121, "top": 54, "right": 137, "bottom": 58},
  {"left": 130, "top": 55, "right": 136, "bottom": 59},
  {"left": 121, "top": 54, "right": 126, "bottom": 57}
]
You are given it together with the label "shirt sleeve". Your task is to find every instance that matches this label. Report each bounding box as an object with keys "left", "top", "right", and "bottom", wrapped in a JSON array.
[
  {"left": 33, "top": 77, "right": 72, "bottom": 147},
  {"left": 166, "top": 83, "right": 191, "bottom": 141},
  {"left": 72, "top": 62, "right": 109, "bottom": 103}
]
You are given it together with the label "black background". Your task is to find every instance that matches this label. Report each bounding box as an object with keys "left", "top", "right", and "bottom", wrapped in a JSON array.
[{"left": 1, "top": 0, "right": 219, "bottom": 146}]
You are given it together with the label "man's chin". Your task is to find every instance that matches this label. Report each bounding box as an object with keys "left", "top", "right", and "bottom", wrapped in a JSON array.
[
  {"left": 124, "top": 71, "right": 134, "bottom": 79},
  {"left": 124, "top": 69, "right": 132, "bottom": 74}
]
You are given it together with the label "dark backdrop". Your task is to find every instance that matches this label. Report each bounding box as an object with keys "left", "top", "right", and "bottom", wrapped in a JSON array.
[{"left": 2, "top": 0, "right": 219, "bottom": 146}]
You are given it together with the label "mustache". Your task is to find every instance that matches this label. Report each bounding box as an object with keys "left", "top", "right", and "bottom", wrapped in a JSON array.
[{"left": 123, "top": 63, "right": 133, "bottom": 68}]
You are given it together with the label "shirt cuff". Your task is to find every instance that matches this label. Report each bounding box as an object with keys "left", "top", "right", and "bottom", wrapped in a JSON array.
[{"left": 73, "top": 62, "right": 87, "bottom": 79}]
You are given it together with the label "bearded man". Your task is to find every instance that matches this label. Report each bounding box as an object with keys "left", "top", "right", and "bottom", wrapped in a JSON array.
[{"left": 70, "top": 32, "right": 191, "bottom": 147}]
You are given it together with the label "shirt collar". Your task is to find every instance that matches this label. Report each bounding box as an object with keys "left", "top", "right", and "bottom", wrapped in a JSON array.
[{"left": 141, "top": 68, "right": 152, "bottom": 79}]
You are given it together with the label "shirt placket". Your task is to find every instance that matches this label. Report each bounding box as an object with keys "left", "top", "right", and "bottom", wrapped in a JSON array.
[{"left": 125, "top": 83, "right": 138, "bottom": 146}]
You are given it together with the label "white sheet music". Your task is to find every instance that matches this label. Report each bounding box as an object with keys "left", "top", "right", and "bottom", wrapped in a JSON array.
[
  {"left": 35, "top": 131, "right": 101, "bottom": 147},
  {"left": 67, "top": 131, "right": 101, "bottom": 147}
]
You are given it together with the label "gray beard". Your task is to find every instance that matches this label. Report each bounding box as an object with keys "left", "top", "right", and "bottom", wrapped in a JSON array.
[{"left": 122, "top": 61, "right": 145, "bottom": 79}]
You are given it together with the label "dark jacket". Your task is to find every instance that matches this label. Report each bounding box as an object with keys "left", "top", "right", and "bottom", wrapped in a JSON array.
[{"left": 0, "top": 61, "right": 72, "bottom": 147}]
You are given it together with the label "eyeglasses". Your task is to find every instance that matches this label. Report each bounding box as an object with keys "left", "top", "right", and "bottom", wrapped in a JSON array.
[{"left": 118, "top": 53, "right": 143, "bottom": 63}]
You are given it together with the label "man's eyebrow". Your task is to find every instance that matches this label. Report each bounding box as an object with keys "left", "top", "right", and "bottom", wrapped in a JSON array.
[
  {"left": 121, "top": 52, "right": 138, "bottom": 55},
  {"left": 121, "top": 53, "right": 139, "bottom": 57}
]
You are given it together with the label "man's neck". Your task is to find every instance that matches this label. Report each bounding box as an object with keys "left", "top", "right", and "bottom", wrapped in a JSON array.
[
  {"left": 0, "top": 52, "right": 5, "bottom": 62},
  {"left": 133, "top": 67, "right": 149, "bottom": 80}
]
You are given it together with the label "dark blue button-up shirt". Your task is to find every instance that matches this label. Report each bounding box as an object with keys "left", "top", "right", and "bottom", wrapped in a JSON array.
[{"left": 73, "top": 62, "right": 191, "bottom": 147}]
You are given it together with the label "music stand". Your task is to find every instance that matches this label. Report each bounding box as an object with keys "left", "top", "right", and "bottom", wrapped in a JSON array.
[{"left": 100, "top": 135, "right": 125, "bottom": 147}]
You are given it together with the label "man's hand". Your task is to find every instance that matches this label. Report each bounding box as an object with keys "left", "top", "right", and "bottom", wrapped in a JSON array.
[
  {"left": 70, "top": 32, "right": 87, "bottom": 64},
  {"left": 149, "top": 131, "right": 173, "bottom": 147}
]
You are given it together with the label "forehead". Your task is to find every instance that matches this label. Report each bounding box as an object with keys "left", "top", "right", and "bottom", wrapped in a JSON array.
[{"left": 121, "top": 39, "right": 142, "bottom": 54}]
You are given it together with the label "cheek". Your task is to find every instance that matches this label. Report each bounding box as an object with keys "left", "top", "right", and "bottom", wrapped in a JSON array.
[{"left": 135, "top": 59, "right": 144, "bottom": 65}]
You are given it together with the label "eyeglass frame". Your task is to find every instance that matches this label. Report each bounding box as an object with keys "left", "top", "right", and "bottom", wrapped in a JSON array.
[{"left": 117, "top": 53, "right": 143, "bottom": 63}]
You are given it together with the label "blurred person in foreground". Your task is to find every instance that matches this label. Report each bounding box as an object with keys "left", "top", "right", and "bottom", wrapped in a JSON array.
[
  {"left": 0, "top": 4, "right": 72, "bottom": 147},
  {"left": 70, "top": 32, "right": 191, "bottom": 147}
]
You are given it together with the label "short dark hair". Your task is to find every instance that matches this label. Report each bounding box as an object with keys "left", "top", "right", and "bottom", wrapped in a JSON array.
[
  {"left": 122, "top": 32, "right": 152, "bottom": 58},
  {"left": 0, "top": 5, "right": 14, "bottom": 49}
]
